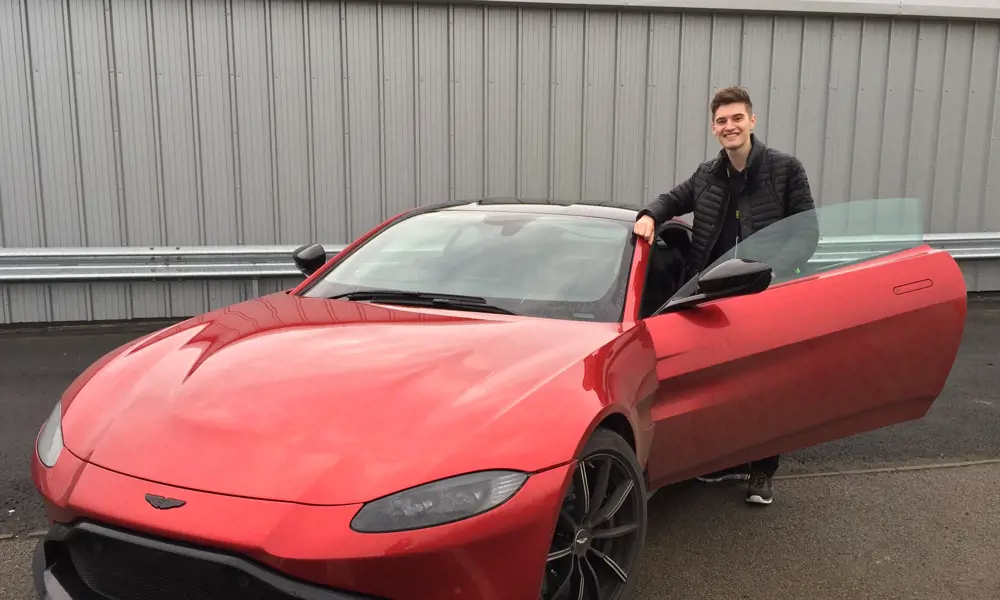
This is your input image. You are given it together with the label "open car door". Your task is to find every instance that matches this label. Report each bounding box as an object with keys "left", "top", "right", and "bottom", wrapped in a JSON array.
[{"left": 640, "top": 197, "right": 967, "bottom": 488}]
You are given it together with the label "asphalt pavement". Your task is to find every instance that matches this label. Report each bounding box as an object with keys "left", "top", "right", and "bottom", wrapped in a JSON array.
[{"left": 2, "top": 301, "right": 999, "bottom": 599}]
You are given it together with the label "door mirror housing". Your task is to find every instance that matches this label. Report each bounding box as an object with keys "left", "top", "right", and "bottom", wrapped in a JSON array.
[
  {"left": 292, "top": 243, "right": 328, "bottom": 276},
  {"left": 653, "top": 258, "right": 772, "bottom": 315},
  {"left": 696, "top": 258, "right": 773, "bottom": 296}
]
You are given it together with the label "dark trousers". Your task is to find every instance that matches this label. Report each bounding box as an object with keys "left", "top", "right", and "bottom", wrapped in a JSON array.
[{"left": 751, "top": 455, "right": 780, "bottom": 477}]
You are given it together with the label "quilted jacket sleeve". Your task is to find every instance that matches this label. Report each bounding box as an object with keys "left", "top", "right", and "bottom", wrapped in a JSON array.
[
  {"left": 768, "top": 156, "right": 820, "bottom": 277},
  {"left": 636, "top": 172, "right": 697, "bottom": 224}
]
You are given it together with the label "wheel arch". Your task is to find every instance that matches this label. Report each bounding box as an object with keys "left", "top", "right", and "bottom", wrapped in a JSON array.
[{"left": 594, "top": 411, "right": 636, "bottom": 455}]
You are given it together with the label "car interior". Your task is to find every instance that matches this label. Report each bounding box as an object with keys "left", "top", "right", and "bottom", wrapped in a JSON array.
[{"left": 638, "top": 222, "right": 694, "bottom": 319}]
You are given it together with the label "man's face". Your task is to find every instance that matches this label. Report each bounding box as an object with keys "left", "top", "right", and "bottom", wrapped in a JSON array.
[{"left": 711, "top": 102, "right": 755, "bottom": 150}]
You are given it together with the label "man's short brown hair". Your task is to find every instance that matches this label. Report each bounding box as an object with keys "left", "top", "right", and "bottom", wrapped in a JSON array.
[{"left": 711, "top": 86, "right": 753, "bottom": 118}]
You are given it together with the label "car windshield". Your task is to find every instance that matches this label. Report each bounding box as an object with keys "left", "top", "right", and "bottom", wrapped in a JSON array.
[
  {"left": 672, "top": 196, "right": 927, "bottom": 299},
  {"left": 301, "top": 209, "right": 636, "bottom": 322}
]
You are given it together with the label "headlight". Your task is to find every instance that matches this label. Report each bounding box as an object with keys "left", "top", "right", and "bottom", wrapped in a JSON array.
[
  {"left": 36, "top": 400, "right": 64, "bottom": 468},
  {"left": 350, "top": 470, "right": 528, "bottom": 533}
]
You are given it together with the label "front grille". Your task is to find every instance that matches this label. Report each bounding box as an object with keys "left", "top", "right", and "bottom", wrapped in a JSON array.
[
  {"left": 65, "top": 529, "right": 293, "bottom": 600},
  {"left": 54, "top": 523, "right": 374, "bottom": 600}
]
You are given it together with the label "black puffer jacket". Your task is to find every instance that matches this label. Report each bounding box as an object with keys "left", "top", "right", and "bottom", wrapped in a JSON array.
[{"left": 638, "top": 135, "right": 819, "bottom": 277}]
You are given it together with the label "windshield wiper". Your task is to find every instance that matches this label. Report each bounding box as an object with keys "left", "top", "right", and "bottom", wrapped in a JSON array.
[{"left": 326, "top": 290, "right": 518, "bottom": 315}]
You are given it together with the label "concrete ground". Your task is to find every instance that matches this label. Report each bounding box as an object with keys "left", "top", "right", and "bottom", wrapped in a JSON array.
[
  {"left": 636, "top": 463, "right": 1000, "bottom": 600},
  {"left": 2, "top": 300, "right": 999, "bottom": 599}
]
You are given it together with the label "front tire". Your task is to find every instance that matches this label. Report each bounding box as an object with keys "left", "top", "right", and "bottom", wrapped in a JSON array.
[{"left": 540, "top": 428, "right": 648, "bottom": 600}]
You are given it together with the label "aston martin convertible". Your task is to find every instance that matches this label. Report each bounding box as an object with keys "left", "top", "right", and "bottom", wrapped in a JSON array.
[{"left": 31, "top": 197, "right": 966, "bottom": 600}]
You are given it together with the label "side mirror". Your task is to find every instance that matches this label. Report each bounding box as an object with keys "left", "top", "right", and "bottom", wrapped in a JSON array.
[
  {"left": 696, "top": 258, "right": 772, "bottom": 296},
  {"left": 292, "top": 243, "right": 327, "bottom": 276},
  {"left": 653, "top": 258, "right": 771, "bottom": 315}
]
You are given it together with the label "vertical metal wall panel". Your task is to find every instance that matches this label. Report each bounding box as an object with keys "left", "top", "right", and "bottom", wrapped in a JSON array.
[
  {"left": 90, "top": 282, "right": 132, "bottom": 320},
  {"left": 613, "top": 12, "right": 649, "bottom": 206},
  {"left": 15, "top": 0, "right": 70, "bottom": 323},
  {"left": 485, "top": 6, "right": 516, "bottom": 197},
  {"left": 765, "top": 17, "right": 803, "bottom": 157},
  {"left": 50, "top": 282, "right": 92, "bottom": 322},
  {"left": 168, "top": 280, "right": 209, "bottom": 315},
  {"left": 231, "top": 0, "right": 275, "bottom": 245},
  {"left": 256, "top": 277, "right": 302, "bottom": 295},
  {"left": 112, "top": 0, "right": 170, "bottom": 317},
  {"left": 821, "top": 18, "right": 863, "bottom": 219},
  {"left": 191, "top": 0, "right": 239, "bottom": 246},
  {"left": 130, "top": 281, "right": 169, "bottom": 318},
  {"left": 381, "top": 3, "right": 418, "bottom": 216},
  {"left": 257, "top": 278, "right": 282, "bottom": 295},
  {"left": 416, "top": 5, "right": 450, "bottom": 206},
  {"left": 975, "top": 264, "right": 1000, "bottom": 292},
  {"left": 3, "top": 1, "right": 1000, "bottom": 326},
  {"left": 111, "top": 0, "right": 164, "bottom": 246},
  {"left": 270, "top": 0, "right": 312, "bottom": 244},
  {"left": 452, "top": 5, "right": 485, "bottom": 200},
  {"left": 986, "top": 41, "right": 1000, "bottom": 236},
  {"left": 68, "top": 0, "right": 122, "bottom": 247},
  {"left": 517, "top": 8, "right": 551, "bottom": 199},
  {"left": 27, "top": 0, "right": 83, "bottom": 247},
  {"left": 675, "top": 14, "right": 712, "bottom": 179},
  {"left": 849, "top": 18, "right": 890, "bottom": 204},
  {"left": 876, "top": 19, "right": 918, "bottom": 200},
  {"left": 0, "top": 1, "right": 13, "bottom": 249},
  {"left": 551, "top": 9, "right": 584, "bottom": 201},
  {"left": 845, "top": 19, "right": 892, "bottom": 235},
  {"left": 344, "top": 1, "right": 383, "bottom": 231},
  {"left": 581, "top": 11, "right": 616, "bottom": 203},
  {"left": 152, "top": 0, "right": 203, "bottom": 246},
  {"left": 906, "top": 20, "right": 947, "bottom": 225},
  {"left": 958, "top": 24, "right": 1000, "bottom": 233},
  {"left": 738, "top": 16, "right": 774, "bottom": 144},
  {"left": 7, "top": 284, "right": 50, "bottom": 323},
  {"left": 0, "top": 284, "right": 10, "bottom": 323},
  {"left": 930, "top": 21, "right": 975, "bottom": 234},
  {"left": 959, "top": 263, "right": 1000, "bottom": 294},
  {"left": 645, "top": 13, "right": 682, "bottom": 202},
  {"left": 0, "top": 0, "right": 36, "bottom": 319},
  {"left": 794, "top": 17, "right": 833, "bottom": 203},
  {"left": 307, "top": 0, "right": 349, "bottom": 244},
  {"left": 206, "top": 280, "right": 247, "bottom": 310}
]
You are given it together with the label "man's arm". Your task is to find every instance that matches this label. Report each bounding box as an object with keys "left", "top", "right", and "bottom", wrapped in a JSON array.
[
  {"left": 634, "top": 173, "right": 698, "bottom": 243},
  {"left": 766, "top": 156, "right": 820, "bottom": 277}
]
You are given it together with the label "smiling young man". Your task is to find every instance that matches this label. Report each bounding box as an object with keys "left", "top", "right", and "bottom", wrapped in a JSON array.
[{"left": 633, "top": 85, "right": 819, "bottom": 505}]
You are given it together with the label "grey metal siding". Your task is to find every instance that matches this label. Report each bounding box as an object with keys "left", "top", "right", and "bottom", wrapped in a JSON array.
[{"left": 1, "top": 0, "right": 999, "bottom": 325}]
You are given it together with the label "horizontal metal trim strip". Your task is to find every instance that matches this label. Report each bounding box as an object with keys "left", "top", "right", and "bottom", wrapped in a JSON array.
[
  {"left": 433, "top": 0, "right": 1000, "bottom": 21},
  {"left": 1, "top": 233, "right": 998, "bottom": 283}
]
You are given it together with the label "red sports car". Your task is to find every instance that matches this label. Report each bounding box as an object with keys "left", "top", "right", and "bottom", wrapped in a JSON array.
[{"left": 31, "top": 198, "right": 966, "bottom": 600}]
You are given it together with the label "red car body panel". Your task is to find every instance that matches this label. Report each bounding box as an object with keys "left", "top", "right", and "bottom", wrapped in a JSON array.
[
  {"left": 57, "top": 293, "right": 629, "bottom": 506},
  {"left": 32, "top": 448, "right": 571, "bottom": 599},
  {"left": 31, "top": 202, "right": 969, "bottom": 600},
  {"left": 638, "top": 246, "right": 967, "bottom": 487}
]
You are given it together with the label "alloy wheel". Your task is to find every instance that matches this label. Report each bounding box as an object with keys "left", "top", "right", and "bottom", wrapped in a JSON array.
[{"left": 541, "top": 443, "right": 644, "bottom": 600}]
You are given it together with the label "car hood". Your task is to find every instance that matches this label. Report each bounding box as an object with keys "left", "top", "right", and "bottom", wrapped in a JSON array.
[{"left": 61, "top": 293, "right": 621, "bottom": 505}]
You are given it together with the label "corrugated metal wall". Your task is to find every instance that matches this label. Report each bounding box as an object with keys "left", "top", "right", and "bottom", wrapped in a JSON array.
[{"left": 2, "top": 0, "right": 999, "bottom": 324}]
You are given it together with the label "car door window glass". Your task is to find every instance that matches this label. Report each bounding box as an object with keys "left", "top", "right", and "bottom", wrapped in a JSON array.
[{"left": 673, "top": 197, "right": 925, "bottom": 300}]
